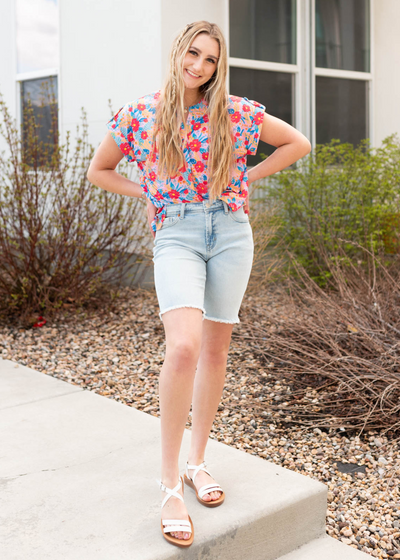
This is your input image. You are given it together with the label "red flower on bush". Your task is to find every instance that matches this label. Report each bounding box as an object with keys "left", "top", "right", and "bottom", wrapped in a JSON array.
[
  {"left": 202, "top": 152, "right": 209, "bottom": 160},
  {"left": 189, "top": 139, "right": 201, "bottom": 152},
  {"left": 230, "top": 112, "right": 241, "bottom": 123},
  {"left": 194, "top": 161, "right": 205, "bottom": 173},
  {"left": 243, "top": 105, "right": 250, "bottom": 112},
  {"left": 137, "top": 103, "right": 146, "bottom": 111},
  {"left": 131, "top": 119, "right": 140, "bottom": 132},
  {"left": 254, "top": 113, "right": 264, "bottom": 125},
  {"left": 141, "top": 131, "right": 148, "bottom": 140},
  {"left": 120, "top": 143, "right": 131, "bottom": 155}
]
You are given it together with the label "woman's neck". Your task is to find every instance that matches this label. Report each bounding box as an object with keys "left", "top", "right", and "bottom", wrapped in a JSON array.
[{"left": 183, "top": 89, "right": 202, "bottom": 108}]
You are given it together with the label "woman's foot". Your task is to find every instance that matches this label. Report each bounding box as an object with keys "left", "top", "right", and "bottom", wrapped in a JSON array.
[
  {"left": 160, "top": 477, "right": 191, "bottom": 541},
  {"left": 186, "top": 459, "right": 222, "bottom": 502}
]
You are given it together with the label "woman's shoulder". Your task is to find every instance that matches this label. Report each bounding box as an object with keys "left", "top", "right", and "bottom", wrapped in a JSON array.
[
  {"left": 122, "top": 90, "right": 161, "bottom": 115},
  {"left": 228, "top": 94, "right": 265, "bottom": 113}
]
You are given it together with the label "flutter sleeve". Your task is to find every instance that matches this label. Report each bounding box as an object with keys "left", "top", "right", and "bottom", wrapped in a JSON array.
[
  {"left": 242, "top": 98, "right": 266, "bottom": 156},
  {"left": 106, "top": 103, "right": 137, "bottom": 163}
]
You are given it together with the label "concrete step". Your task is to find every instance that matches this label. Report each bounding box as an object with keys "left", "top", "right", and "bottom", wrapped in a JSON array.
[
  {"left": 278, "top": 535, "right": 370, "bottom": 559},
  {"left": 0, "top": 358, "right": 369, "bottom": 559}
]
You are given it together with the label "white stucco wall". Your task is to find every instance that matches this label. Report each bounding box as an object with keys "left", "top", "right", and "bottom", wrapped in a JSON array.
[
  {"left": 59, "top": 0, "right": 162, "bottom": 148},
  {"left": 0, "top": 0, "right": 17, "bottom": 154},
  {"left": 161, "top": 0, "right": 227, "bottom": 81},
  {"left": 373, "top": 0, "right": 400, "bottom": 146}
]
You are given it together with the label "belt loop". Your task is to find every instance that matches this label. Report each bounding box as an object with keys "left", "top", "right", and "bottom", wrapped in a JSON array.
[
  {"left": 222, "top": 200, "right": 229, "bottom": 214},
  {"left": 180, "top": 202, "right": 186, "bottom": 219}
]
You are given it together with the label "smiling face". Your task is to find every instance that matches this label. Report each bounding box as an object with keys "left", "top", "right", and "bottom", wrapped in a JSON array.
[{"left": 182, "top": 33, "right": 220, "bottom": 92}]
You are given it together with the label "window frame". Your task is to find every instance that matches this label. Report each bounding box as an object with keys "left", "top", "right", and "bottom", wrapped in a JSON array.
[
  {"left": 226, "top": 0, "right": 374, "bottom": 149},
  {"left": 311, "top": 0, "right": 374, "bottom": 147}
]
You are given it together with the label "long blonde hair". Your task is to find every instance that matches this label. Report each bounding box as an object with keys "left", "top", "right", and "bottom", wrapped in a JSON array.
[{"left": 155, "top": 21, "right": 233, "bottom": 200}]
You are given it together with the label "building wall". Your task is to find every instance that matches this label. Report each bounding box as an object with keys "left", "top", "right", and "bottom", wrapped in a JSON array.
[
  {"left": 0, "top": 0, "right": 17, "bottom": 153},
  {"left": 161, "top": 0, "right": 227, "bottom": 80},
  {"left": 373, "top": 0, "right": 400, "bottom": 146},
  {"left": 59, "top": 0, "right": 163, "bottom": 147}
]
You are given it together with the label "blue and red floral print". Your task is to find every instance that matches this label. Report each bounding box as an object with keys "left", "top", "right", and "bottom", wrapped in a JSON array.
[{"left": 106, "top": 91, "right": 265, "bottom": 231}]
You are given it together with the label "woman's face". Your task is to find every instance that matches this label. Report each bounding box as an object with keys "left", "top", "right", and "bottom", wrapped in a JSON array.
[{"left": 182, "top": 33, "right": 220, "bottom": 92}]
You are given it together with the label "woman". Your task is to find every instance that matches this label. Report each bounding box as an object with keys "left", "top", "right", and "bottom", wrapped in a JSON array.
[{"left": 87, "top": 20, "right": 311, "bottom": 548}]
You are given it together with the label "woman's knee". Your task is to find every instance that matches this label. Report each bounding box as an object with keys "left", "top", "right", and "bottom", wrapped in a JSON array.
[{"left": 166, "top": 338, "right": 201, "bottom": 367}]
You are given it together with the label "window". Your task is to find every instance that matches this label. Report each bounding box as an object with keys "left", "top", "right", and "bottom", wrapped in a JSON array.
[
  {"left": 314, "top": 0, "right": 371, "bottom": 146},
  {"left": 228, "top": 0, "right": 372, "bottom": 154},
  {"left": 15, "top": 0, "right": 59, "bottom": 164},
  {"left": 21, "top": 77, "right": 58, "bottom": 162},
  {"left": 229, "top": 0, "right": 297, "bottom": 164}
]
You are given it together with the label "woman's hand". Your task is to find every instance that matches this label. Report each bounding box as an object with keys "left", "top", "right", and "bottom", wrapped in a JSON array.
[
  {"left": 146, "top": 199, "right": 157, "bottom": 239},
  {"left": 244, "top": 193, "right": 250, "bottom": 215}
]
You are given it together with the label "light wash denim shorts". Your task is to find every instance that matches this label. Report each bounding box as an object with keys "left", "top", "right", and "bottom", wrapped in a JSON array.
[{"left": 152, "top": 199, "right": 254, "bottom": 324}]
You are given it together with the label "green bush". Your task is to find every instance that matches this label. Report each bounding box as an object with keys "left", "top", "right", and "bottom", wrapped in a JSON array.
[
  {"left": 260, "top": 137, "right": 400, "bottom": 284},
  {"left": 0, "top": 92, "right": 150, "bottom": 324}
]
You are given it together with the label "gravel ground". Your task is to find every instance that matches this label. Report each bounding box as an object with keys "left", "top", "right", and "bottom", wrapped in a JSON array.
[{"left": 1, "top": 286, "right": 400, "bottom": 559}]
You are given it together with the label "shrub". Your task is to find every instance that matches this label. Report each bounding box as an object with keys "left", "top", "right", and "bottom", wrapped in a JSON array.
[
  {"left": 261, "top": 137, "right": 400, "bottom": 284},
  {"left": 0, "top": 92, "right": 150, "bottom": 324}
]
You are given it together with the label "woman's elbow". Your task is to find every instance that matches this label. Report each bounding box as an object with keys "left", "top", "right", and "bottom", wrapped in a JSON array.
[
  {"left": 299, "top": 137, "right": 312, "bottom": 158},
  {"left": 87, "top": 163, "right": 96, "bottom": 184}
]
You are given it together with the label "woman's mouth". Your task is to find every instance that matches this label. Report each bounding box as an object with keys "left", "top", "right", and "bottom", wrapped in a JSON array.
[{"left": 186, "top": 69, "right": 201, "bottom": 78}]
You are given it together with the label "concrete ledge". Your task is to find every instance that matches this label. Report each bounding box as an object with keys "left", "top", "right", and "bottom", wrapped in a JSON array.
[
  {"left": 1, "top": 359, "right": 329, "bottom": 560},
  {"left": 279, "top": 535, "right": 370, "bottom": 559}
]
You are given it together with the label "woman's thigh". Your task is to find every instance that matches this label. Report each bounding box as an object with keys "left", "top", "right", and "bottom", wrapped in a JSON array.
[
  {"left": 204, "top": 206, "right": 254, "bottom": 324},
  {"left": 153, "top": 213, "right": 207, "bottom": 319}
]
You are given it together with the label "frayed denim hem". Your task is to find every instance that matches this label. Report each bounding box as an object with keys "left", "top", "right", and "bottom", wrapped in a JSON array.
[
  {"left": 203, "top": 315, "right": 239, "bottom": 325},
  {"left": 159, "top": 305, "right": 206, "bottom": 320}
]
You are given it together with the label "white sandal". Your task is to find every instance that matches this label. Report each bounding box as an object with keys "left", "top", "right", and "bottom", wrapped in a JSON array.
[
  {"left": 156, "top": 475, "right": 194, "bottom": 548},
  {"left": 184, "top": 461, "right": 225, "bottom": 508}
]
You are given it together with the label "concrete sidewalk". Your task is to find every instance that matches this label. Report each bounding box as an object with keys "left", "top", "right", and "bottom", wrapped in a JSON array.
[{"left": 0, "top": 358, "right": 369, "bottom": 559}]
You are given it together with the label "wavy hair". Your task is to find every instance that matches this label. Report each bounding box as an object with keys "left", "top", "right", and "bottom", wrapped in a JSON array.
[{"left": 155, "top": 21, "right": 233, "bottom": 200}]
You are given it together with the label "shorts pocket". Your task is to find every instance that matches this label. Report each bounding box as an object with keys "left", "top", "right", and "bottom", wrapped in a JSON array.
[
  {"left": 228, "top": 206, "right": 249, "bottom": 223},
  {"left": 160, "top": 216, "right": 180, "bottom": 230}
]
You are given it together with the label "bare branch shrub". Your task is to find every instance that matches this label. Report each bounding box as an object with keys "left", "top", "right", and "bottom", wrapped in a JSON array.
[
  {"left": 242, "top": 243, "right": 400, "bottom": 434},
  {"left": 0, "top": 91, "right": 151, "bottom": 324}
]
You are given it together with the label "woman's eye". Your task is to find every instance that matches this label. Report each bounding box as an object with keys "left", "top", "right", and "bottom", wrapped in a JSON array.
[
  {"left": 189, "top": 50, "right": 197, "bottom": 56},
  {"left": 207, "top": 58, "right": 216, "bottom": 64}
]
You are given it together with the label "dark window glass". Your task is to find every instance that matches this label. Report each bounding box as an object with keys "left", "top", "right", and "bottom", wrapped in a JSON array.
[
  {"left": 230, "top": 67, "right": 293, "bottom": 164},
  {"left": 21, "top": 76, "right": 58, "bottom": 165},
  {"left": 316, "top": 76, "right": 367, "bottom": 146},
  {"left": 316, "top": 0, "right": 370, "bottom": 72},
  {"left": 230, "top": 0, "right": 296, "bottom": 64}
]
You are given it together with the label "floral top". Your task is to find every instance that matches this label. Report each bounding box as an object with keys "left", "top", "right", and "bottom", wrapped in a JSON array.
[{"left": 106, "top": 90, "right": 265, "bottom": 231}]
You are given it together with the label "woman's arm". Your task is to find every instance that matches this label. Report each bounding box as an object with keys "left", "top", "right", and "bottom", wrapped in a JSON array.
[
  {"left": 87, "top": 131, "right": 143, "bottom": 198},
  {"left": 87, "top": 131, "right": 158, "bottom": 237},
  {"left": 247, "top": 113, "right": 311, "bottom": 185}
]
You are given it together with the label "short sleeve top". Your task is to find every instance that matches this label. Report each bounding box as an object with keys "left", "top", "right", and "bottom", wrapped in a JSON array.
[{"left": 106, "top": 90, "right": 265, "bottom": 231}]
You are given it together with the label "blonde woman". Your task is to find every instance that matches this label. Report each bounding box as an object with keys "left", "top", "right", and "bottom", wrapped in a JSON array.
[{"left": 87, "top": 21, "right": 311, "bottom": 548}]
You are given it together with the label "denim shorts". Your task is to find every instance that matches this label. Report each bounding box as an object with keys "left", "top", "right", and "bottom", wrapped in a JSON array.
[{"left": 152, "top": 199, "right": 254, "bottom": 324}]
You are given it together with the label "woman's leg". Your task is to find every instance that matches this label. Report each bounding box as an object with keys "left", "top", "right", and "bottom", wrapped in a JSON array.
[
  {"left": 187, "top": 319, "right": 234, "bottom": 501},
  {"left": 159, "top": 307, "right": 203, "bottom": 540}
]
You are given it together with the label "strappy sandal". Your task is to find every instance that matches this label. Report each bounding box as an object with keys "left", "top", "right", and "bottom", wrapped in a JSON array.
[
  {"left": 156, "top": 475, "right": 194, "bottom": 548},
  {"left": 184, "top": 461, "right": 225, "bottom": 508}
]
